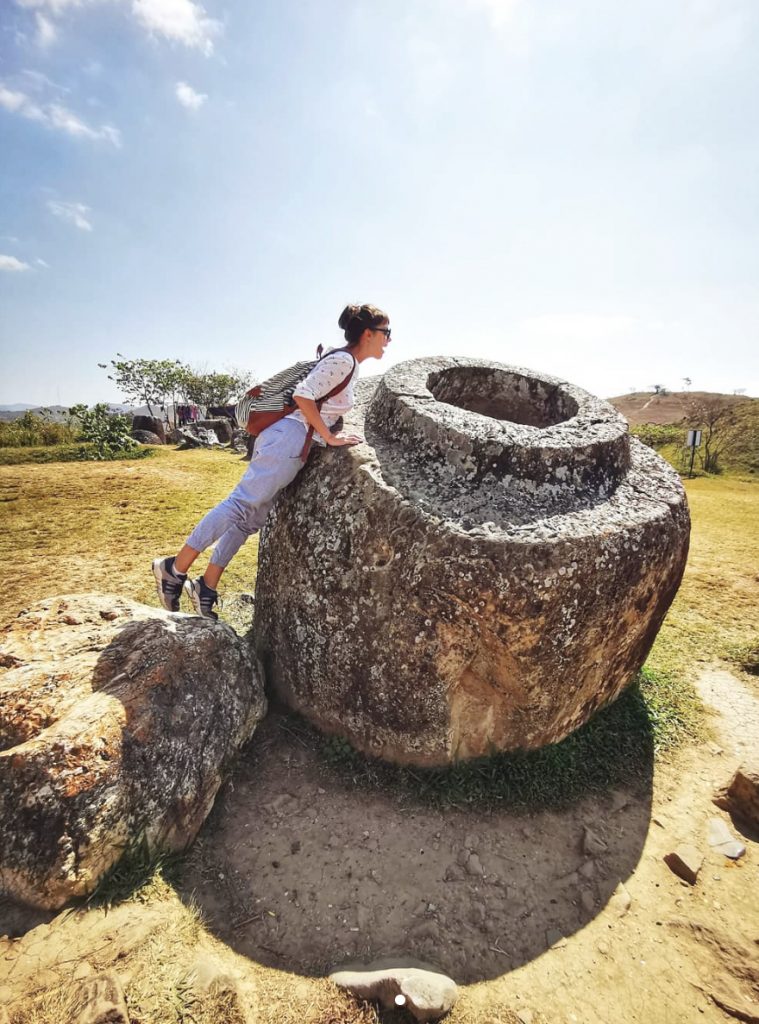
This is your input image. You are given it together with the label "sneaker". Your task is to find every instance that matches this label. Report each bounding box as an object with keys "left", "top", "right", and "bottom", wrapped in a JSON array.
[
  {"left": 184, "top": 577, "right": 220, "bottom": 620},
  {"left": 152, "top": 556, "right": 186, "bottom": 612}
]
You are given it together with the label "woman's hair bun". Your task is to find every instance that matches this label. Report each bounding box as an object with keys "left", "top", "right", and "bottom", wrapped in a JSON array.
[{"left": 338, "top": 304, "right": 360, "bottom": 331}]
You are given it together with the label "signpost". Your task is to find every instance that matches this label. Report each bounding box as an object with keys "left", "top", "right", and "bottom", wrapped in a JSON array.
[{"left": 686, "top": 428, "right": 702, "bottom": 479}]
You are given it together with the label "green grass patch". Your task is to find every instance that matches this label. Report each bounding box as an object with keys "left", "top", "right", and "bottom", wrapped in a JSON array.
[
  {"left": 0, "top": 442, "right": 155, "bottom": 465},
  {"left": 313, "top": 664, "right": 701, "bottom": 811}
]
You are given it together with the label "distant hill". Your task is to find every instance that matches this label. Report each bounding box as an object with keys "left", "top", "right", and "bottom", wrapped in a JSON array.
[
  {"left": 0, "top": 404, "right": 133, "bottom": 422},
  {"left": 607, "top": 391, "right": 754, "bottom": 426}
]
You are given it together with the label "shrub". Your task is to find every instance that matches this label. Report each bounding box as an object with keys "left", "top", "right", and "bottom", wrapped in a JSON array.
[
  {"left": 632, "top": 424, "right": 684, "bottom": 450},
  {"left": 69, "top": 404, "right": 139, "bottom": 460},
  {"left": 0, "top": 410, "right": 79, "bottom": 448}
]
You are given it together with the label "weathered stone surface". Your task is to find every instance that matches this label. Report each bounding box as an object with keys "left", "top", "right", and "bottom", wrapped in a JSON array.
[
  {"left": 132, "top": 415, "right": 166, "bottom": 442},
  {"left": 714, "top": 764, "right": 759, "bottom": 830},
  {"left": 254, "top": 358, "right": 690, "bottom": 766},
  {"left": 196, "top": 417, "right": 234, "bottom": 444},
  {"left": 176, "top": 426, "right": 220, "bottom": 448},
  {"left": 0, "top": 594, "right": 266, "bottom": 909},
  {"left": 131, "top": 429, "right": 164, "bottom": 445},
  {"left": 329, "top": 959, "right": 458, "bottom": 1021}
]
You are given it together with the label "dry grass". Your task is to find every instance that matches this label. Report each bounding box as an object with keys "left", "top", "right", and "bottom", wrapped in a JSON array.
[
  {"left": 647, "top": 474, "right": 759, "bottom": 687},
  {"left": 0, "top": 446, "right": 259, "bottom": 628}
]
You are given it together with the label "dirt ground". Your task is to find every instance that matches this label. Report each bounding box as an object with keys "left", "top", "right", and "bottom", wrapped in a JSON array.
[{"left": 1, "top": 663, "right": 757, "bottom": 1024}]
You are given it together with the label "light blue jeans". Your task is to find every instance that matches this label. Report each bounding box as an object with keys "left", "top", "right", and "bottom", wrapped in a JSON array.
[{"left": 185, "top": 417, "right": 307, "bottom": 568}]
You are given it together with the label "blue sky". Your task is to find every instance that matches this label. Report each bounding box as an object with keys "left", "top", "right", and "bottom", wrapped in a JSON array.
[{"left": 1, "top": 0, "right": 758, "bottom": 406}]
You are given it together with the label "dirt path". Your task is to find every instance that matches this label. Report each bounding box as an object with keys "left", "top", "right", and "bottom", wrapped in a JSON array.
[{"left": 2, "top": 668, "right": 757, "bottom": 1024}]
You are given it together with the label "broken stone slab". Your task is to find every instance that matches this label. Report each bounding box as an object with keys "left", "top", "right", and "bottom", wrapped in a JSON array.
[
  {"left": 329, "top": 958, "right": 458, "bottom": 1022},
  {"left": 0, "top": 594, "right": 266, "bottom": 909},
  {"left": 664, "top": 844, "right": 703, "bottom": 885},
  {"left": 75, "top": 972, "right": 129, "bottom": 1024},
  {"left": 707, "top": 818, "right": 746, "bottom": 860},
  {"left": 255, "top": 358, "right": 690, "bottom": 766},
  {"left": 713, "top": 764, "right": 759, "bottom": 831}
]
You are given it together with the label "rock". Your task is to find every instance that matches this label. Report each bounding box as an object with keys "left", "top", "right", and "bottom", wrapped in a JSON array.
[
  {"left": 545, "top": 929, "right": 567, "bottom": 948},
  {"left": 131, "top": 429, "right": 164, "bottom": 445},
  {"left": 329, "top": 959, "right": 458, "bottom": 1022},
  {"left": 0, "top": 594, "right": 266, "bottom": 909},
  {"left": 75, "top": 971, "right": 129, "bottom": 1024},
  {"left": 254, "top": 358, "right": 690, "bottom": 766},
  {"left": 664, "top": 845, "right": 703, "bottom": 885},
  {"left": 583, "top": 827, "right": 607, "bottom": 857},
  {"left": 196, "top": 418, "right": 234, "bottom": 444},
  {"left": 465, "top": 852, "right": 484, "bottom": 877},
  {"left": 580, "top": 890, "right": 596, "bottom": 912},
  {"left": 713, "top": 764, "right": 759, "bottom": 830},
  {"left": 707, "top": 818, "right": 746, "bottom": 860},
  {"left": 132, "top": 415, "right": 166, "bottom": 442},
  {"left": 579, "top": 860, "right": 596, "bottom": 880},
  {"left": 176, "top": 426, "right": 220, "bottom": 448},
  {"left": 516, "top": 1011, "right": 535, "bottom": 1024},
  {"left": 608, "top": 881, "right": 632, "bottom": 916}
]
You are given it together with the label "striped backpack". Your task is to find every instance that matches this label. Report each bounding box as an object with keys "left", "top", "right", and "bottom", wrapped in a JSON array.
[{"left": 235, "top": 345, "right": 356, "bottom": 459}]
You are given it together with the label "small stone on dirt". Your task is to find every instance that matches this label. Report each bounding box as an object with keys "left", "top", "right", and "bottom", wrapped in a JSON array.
[
  {"left": 608, "top": 882, "right": 632, "bottom": 916},
  {"left": 465, "top": 853, "right": 484, "bottom": 877},
  {"left": 707, "top": 817, "right": 746, "bottom": 859},
  {"left": 580, "top": 890, "right": 596, "bottom": 913},
  {"left": 664, "top": 845, "right": 703, "bottom": 885},
  {"left": 330, "top": 961, "right": 458, "bottom": 1022},
  {"left": 582, "top": 827, "right": 607, "bottom": 856},
  {"left": 517, "top": 1010, "right": 535, "bottom": 1024}
]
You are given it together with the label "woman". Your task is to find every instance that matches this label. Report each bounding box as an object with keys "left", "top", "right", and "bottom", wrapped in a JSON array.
[{"left": 152, "top": 303, "right": 391, "bottom": 619}]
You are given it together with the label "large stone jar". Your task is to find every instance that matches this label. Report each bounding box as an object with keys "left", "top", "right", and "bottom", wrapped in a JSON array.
[{"left": 254, "top": 358, "right": 690, "bottom": 767}]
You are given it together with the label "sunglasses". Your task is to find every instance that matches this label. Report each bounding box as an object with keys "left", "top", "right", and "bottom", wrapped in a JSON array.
[{"left": 374, "top": 327, "right": 392, "bottom": 339}]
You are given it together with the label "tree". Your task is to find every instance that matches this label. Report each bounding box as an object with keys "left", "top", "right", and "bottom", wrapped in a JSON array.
[
  {"left": 684, "top": 395, "right": 748, "bottom": 474},
  {"left": 99, "top": 356, "right": 185, "bottom": 422},
  {"left": 682, "top": 377, "right": 692, "bottom": 390},
  {"left": 179, "top": 367, "right": 255, "bottom": 408},
  {"left": 650, "top": 384, "right": 669, "bottom": 396}
]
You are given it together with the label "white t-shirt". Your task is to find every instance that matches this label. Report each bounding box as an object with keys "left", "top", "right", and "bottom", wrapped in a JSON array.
[{"left": 287, "top": 350, "right": 358, "bottom": 443}]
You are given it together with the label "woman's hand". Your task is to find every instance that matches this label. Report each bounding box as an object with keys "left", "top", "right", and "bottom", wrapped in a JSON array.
[{"left": 326, "top": 432, "right": 364, "bottom": 447}]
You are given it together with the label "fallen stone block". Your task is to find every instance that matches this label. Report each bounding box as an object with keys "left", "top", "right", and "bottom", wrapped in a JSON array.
[
  {"left": 713, "top": 765, "right": 759, "bottom": 831},
  {"left": 0, "top": 594, "right": 266, "bottom": 909},
  {"left": 664, "top": 844, "right": 703, "bottom": 885},
  {"left": 329, "top": 959, "right": 458, "bottom": 1022}
]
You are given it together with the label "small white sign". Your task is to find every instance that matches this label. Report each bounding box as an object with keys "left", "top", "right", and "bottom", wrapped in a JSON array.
[{"left": 687, "top": 429, "right": 702, "bottom": 448}]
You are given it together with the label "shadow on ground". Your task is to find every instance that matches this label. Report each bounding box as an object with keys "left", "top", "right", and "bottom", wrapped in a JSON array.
[{"left": 178, "top": 708, "right": 653, "bottom": 984}]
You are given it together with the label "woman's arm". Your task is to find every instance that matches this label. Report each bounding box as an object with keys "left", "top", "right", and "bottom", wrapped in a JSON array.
[{"left": 292, "top": 395, "right": 362, "bottom": 447}]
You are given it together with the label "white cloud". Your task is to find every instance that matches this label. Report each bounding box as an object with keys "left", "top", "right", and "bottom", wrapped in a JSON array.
[
  {"left": 0, "top": 84, "right": 121, "bottom": 146},
  {"left": 0, "top": 254, "right": 32, "bottom": 272},
  {"left": 15, "top": 0, "right": 222, "bottom": 53},
  {"left": 35, "top": 12, "right": 57, "bottom": 45},
  {"left": 132, "top": 0, "right": 221, "bottom": 54},
  {"left": 175, "top": 80, "right": 207, "bottom": 110},
  {"left": 36, "top": 257, "right": 50, "bottom": 267},
  {"left": 468, "top": 0, "right": 522, "bottom": 29},
  {"left": 47, "top": 199, "right": 93, "bottom": 231}
]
